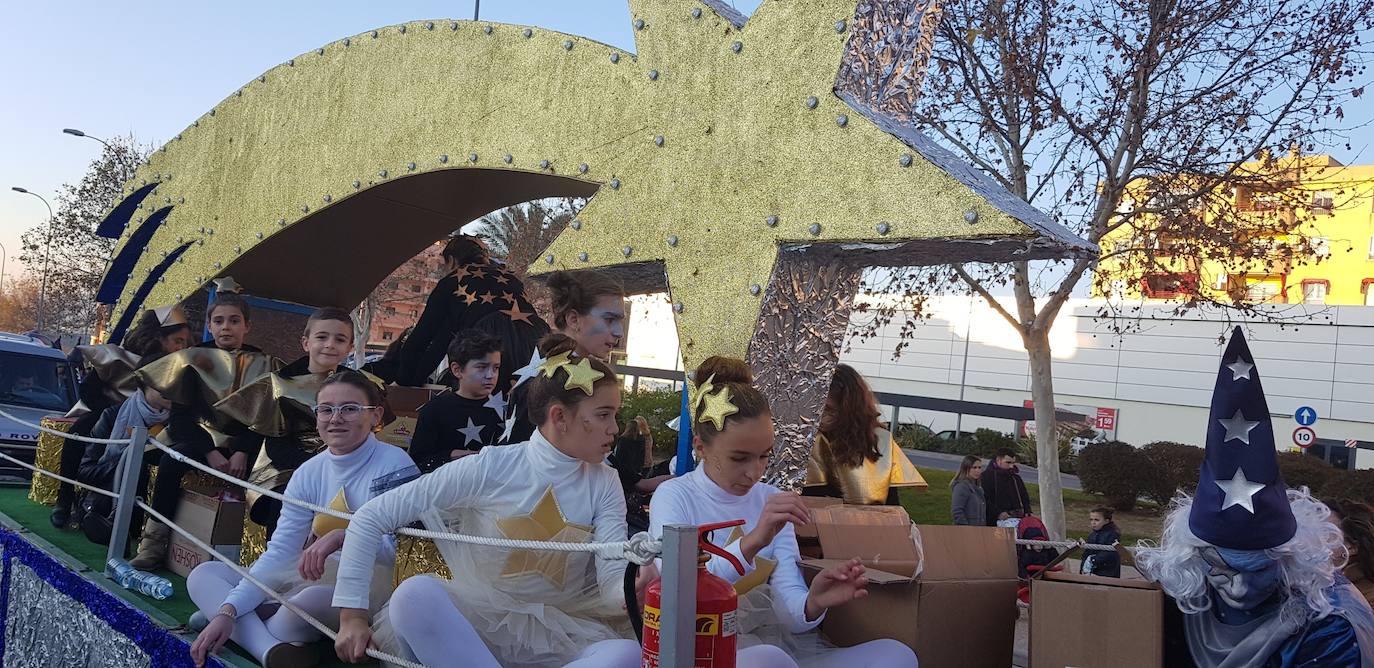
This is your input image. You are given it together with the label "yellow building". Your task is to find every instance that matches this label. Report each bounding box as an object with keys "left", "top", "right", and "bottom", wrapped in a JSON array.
[{"left": 1097, "top": 155, "right": 1374, "bottom": 306}]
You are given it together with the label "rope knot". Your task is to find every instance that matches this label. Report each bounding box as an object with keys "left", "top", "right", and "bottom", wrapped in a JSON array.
[{"left": 622, "top": 532, "right": 663, "bottom": 565}]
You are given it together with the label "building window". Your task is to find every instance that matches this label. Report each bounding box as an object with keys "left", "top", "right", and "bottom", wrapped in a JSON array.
[
  {"left": 1308, "top": 236, "right": 1330, "bottom": 257},
  {"left": 410, "top": 309, "right": 418, "bottom": 318},
  {"left": 382, "top": 331, "right": 393, "bottom": 341},
  {"left": 384, "top": 306, "right": 396, "bottom": 316},
  {"left": 1142, "top": 273, "right": 1196, "bottom": 299},
  {"left": 1239, "top": 276, "right": 1285, "bottom": 303},
  {"left": 409, "top": 284, "right": 421, "bottom": 293},
  {"left": 1300, "top": 279, "right": 1329, "bottom": 305},
  {"left": 1363, "top": 279, "right": 1374, "bottom": 307},
  {"left": 1311, "top": 192, "right": 1334, "bottom": 211},
  {"left": 386, "top": 280, "right": 399, "bottom": 290},
  {"left": 1368, "top": 236, "right": 1374, "bottom": 260}
]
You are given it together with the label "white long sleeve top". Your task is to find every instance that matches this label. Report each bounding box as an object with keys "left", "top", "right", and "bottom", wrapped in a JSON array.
[
  {"left": 223, "top": 434, "right": 418, "bottom": 617},
  {"left": 648, "top": 466, "right": 823, "bottom": 634},
  {"left": 331, "top": 429, "right": 628, "bottom": 611}
]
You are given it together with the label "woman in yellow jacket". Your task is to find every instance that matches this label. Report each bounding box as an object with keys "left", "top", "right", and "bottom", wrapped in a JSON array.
[{"left": 805, "top": 364, "right": 924, "bottom": 505}]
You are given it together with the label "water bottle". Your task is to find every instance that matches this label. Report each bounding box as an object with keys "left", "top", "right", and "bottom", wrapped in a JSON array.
[{"left": 107, "top": 558, "right": 174, "bottom": 600}]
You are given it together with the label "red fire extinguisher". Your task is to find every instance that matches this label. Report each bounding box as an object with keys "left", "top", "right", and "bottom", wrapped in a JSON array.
[{"left": 642, "top": 519, "right": 747, "bottom": 668}]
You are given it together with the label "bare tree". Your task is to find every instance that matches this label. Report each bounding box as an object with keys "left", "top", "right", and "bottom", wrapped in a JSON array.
[
  {"left": 19, "top": 135, "right": 148, "bottom": 340},
  {"left": 849, "top": 0, "right": 1372, "bottom": 537},
  {"left": 475, "top": 197, "right": 584, "bottom": 315}
]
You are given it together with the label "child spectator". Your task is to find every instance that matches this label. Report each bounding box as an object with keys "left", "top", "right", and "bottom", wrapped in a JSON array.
[{"left": 1082, "top": 506, "right": 1122, "bottom": 577}]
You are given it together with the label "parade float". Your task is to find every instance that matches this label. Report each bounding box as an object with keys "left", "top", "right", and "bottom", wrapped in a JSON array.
[{"left": 3, "top": 1, "right": 1093, "bottom": 665}]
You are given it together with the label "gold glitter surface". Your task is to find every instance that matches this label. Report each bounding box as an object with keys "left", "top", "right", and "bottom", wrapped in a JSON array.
[
  {"left": 102, "top": 0, "right": 1087, "bottom": 367},
  {"left": 240, "top": 518, "right": 267, "bottom": 566},
  {"left": 394, "top": 534, "right": 452, "bottom": 587},
  {"left": 29, "top": 418, "right": 73, "bottom": 506}
]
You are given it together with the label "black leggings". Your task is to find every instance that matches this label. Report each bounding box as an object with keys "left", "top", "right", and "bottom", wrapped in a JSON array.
[{"left": 55, "top": 411, "right": 104, "bottom": 508}]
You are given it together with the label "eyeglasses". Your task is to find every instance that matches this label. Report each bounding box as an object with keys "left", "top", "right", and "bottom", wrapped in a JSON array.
[{"left": 312, "top": 403, "right": 378, "bottom": 421}]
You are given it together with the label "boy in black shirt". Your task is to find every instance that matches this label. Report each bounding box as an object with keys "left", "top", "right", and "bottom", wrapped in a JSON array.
[{"left": 408, "top": 330, "right": 505, "bottom": 473}]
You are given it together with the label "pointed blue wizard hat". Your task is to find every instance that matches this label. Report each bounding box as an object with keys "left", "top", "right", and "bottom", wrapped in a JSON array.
[{"left": 1188, "top": 326, "right": 1296, "bottom": 550}]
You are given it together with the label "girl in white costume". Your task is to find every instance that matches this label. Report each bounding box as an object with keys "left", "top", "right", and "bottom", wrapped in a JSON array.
[
  {"left": 189, "top": 371, "right": 420, "bottom": 667},
  {"left": 332, "top": 334, "right": 642, "bottom": 668},
  {"left": 649, "top": 357, "right": 920, "bottom": 668}
]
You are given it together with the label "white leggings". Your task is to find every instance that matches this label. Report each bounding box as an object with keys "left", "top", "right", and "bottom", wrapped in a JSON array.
[
  {"left": 187, "top": 561, "right": 336, "bottom": 665},
  {"left": 386, "top": 576, "right": 915, "bottom": 668}
]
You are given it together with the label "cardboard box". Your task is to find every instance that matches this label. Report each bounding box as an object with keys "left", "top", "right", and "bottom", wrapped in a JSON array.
[
  {"left": 802, "top": 512, "right": 1019, "bottom": 668},
  {"left": 377, "top": 415, "right": 419, "bottom": 451},
  {"left": 386, "top": 386, "right": 445, "bottom": 419},
  {"left": 1030, "top": 550, "right": 1163, "bottom": 668},
  {"left": 166, "top": 486, "right": 245, "bottom": 578},
  {"left": 796, "top": 497, "right": 843, "bottom": 558}
]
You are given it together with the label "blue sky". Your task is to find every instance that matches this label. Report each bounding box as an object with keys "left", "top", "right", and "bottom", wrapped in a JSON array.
[{"left": 1, "top": 0, "right": 1369, "bottom": 291}]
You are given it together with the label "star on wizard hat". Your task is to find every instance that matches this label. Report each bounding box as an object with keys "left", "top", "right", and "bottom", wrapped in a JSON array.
[{"left": 1189, "top": 326, "right": 1296, "bottom": 550}]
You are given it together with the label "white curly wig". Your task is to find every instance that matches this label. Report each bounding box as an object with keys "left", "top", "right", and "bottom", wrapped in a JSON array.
[{"left": 1135, "top": 486, "right": 1347, "bottom": 628}]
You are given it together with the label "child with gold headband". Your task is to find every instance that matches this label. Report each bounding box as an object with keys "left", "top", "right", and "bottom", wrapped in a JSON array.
[
  {"left": 332, "top": 332, "right": 643, "bottom": 668},
  {"left": 647, "top": 357, "right": 920, "bottom": 668},
  {"left": 187, "top": 371, "right": 419, "bottom": 668}
]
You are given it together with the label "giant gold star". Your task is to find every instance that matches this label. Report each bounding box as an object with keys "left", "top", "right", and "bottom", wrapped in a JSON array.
[
  {"left": 98, "top": 1, "right": 1087, "bottom": 360},
  {"left": 496, "top": 486, "right": 594, "bottom": 587}
]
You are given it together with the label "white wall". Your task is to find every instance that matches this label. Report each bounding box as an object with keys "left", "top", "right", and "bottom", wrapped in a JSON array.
[{"left": 620, "top": 293, "right": 1374, "bottom": 469}]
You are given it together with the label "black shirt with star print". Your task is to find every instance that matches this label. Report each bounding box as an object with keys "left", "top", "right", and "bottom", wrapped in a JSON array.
[
  {"left": 408, "top": 389, "right": 507, "bottom": 473},
  {"left": 396, "top": 262, "right": 548, "bottom": 391}
]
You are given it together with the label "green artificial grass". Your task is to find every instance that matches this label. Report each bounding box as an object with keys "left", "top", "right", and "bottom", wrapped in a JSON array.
[{"left": 0, "top": 486, "right": 371, "bottom": 668}]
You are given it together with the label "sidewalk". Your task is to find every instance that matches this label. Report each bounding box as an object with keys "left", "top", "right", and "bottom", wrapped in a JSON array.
[{"left": 902, "top": 448, "right": 1083, "bottom": 491}]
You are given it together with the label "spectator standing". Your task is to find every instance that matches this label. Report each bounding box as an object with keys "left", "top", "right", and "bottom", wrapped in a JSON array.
[
  {"left": 1081, "top": 506, "right": 1122, "bottom": 577},
  {"left": 983, "top": 448, "right": 1031, "bottom": 527},
  {"left": 950, "top": 455, "right": 986, "bottom": 526}
]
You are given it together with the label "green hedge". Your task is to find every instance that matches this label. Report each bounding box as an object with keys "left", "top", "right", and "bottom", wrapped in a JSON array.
[
  {"left": 1076, "top": 441, "right": 1147, "bottom": 510},
  {"left": 618, "top": 389, "right": 684, "bottom": 462}
]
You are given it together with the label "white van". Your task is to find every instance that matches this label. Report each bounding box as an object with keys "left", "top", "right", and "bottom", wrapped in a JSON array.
[{"left": 0, "top": 333, "right": 78, "bottom": 483}]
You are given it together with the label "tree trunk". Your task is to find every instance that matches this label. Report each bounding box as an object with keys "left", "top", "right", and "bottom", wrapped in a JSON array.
[{"left": 1024, "top": 325, "right": 1065, "bottom": 539}]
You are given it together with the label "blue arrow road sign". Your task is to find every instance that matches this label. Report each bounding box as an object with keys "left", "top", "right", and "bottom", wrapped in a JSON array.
[{"left": 1294, "top": 406, "right": 1318, "bottom": 426}]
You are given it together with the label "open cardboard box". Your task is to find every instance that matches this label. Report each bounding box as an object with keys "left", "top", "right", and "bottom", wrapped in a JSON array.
[
  {"left": 167, "top": 485, "right": 245, "bottom": 577},
  {"left": 1029, "top": 546, "right": 1163, "bottom": 668},
  {"left": 801, "top": 506, "right": 1019, "bottom": 668},
  {"left": 385, "top": 385, "right": 445, "bottom": 419}
]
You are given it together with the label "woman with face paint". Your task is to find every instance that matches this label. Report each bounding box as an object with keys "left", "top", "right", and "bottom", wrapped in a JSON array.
[
  {"left": 332, "top": 333, "right": 644, "bottom": 668},
  {"left": 503, "top": 270, "right": 626, "bottom": 445},
  {"left": 395, "top": 234, "right": 549, "bottom": 391},
  {"left": 647, "top": 357, "right": 920, "bottom": 668}
]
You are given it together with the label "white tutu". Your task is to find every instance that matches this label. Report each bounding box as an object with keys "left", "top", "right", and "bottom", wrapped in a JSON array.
[
  {"left": 370, "top": 507, "right": 632, "bottom": 668},
  {"left": 736, "top": 584, "right": 842, "bottom": 666}
]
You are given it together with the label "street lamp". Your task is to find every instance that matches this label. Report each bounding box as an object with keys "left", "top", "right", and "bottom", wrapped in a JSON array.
[
  {"left": 11, "top": 187, "right": 55, "bottom": 333},
  {"left": 62, "top": 128, "right": 114, "bottom": 151}
]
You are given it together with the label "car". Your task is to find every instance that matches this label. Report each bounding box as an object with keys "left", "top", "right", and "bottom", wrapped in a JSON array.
[{"left": 0, "top": 333, "right": 78, "bottom": 483}]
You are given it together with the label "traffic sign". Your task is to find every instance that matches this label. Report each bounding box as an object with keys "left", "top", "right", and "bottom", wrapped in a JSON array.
[
  {"left": 1292, "top": 427, "right": 1316, "bottom": 449},
  {"left": 1294, "top": 406, "right": 1318, "bottom": 426}
]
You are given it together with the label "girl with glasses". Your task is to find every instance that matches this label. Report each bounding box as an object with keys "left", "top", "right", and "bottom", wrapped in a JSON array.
[{"left": 188, "top": 371, "right": 419, "bottom": 667}]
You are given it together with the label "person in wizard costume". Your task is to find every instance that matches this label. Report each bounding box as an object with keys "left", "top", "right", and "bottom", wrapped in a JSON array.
[{"left": 1136, "top": 327, "right": 1374, "bottom": 667}]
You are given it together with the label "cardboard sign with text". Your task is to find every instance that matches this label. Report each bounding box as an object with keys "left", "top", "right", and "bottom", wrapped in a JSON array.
[
  {"left": 801, "top": 508, "right": 1019, "bottom": 668},
  {"left": 166, "top": 486, "right": 245, "bottom": 578},
  {"left": 1030, "top": 555, "right": 1163, "bottom": 668}
]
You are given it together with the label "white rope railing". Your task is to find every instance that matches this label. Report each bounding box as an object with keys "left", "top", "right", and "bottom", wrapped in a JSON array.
[
  {"left": 134, "top": 500, "right": 427, "bottom": 668},
  {"left": 1016, "top": 538, "right": 1133, "bottom": 553},
  {"left": 145, "top": 436, "right": 662, "bottom": 563},
  {"left": 0, "top": 450, "right": 119, "bottom": 499},
  {"left": 0, "top": 444, "right": 39, "bottom": 451},
  {"left": 0, "top": 407, "right": 135, "bottom": 445}
]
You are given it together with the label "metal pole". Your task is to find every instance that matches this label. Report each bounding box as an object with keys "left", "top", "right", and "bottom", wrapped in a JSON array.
[
  {"left": 473, "top": 0, "right": 480, "bottom": 20},
  {"left": 0, "top": 241, "right": 7, "bottom": 293},
  {"left": 11, "top": 189, "right": 54, "bottom": 332},
  {"left": 954, "top": 296, "right": 973, "bottom": 440},
  {"left": 107, "top": 426, "right": 148, "bottom": 568},
  {"left": 659, "top": 524, "right": 698, "bottom": 668}
]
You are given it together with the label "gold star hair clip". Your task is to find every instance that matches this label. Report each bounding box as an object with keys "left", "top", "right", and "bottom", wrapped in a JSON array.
[
  {"left": 692, "top": 374, "right": 739, "bottom": 431},
  {"left": 536, "top": 351, "right": 605, "bottom": 396}
]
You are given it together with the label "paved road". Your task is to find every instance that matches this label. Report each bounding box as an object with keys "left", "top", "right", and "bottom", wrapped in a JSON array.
[{"left": 903, "top": 448, "right": 1083, "bottom": 491}]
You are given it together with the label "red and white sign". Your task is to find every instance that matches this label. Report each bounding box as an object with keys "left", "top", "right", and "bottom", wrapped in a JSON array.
[
  {"left": 1347, "top": 439, "right": 1360, "bottom": 449},
  {"left": 1020, "top": 401, "right": 1120, "bottom": 442},
  {"left": 1292, "top": 427, "right": 1316, "bottom": 449}
]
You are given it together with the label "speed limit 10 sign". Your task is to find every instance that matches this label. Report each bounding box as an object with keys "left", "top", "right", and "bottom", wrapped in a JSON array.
[{"left": 1292, "top": 427, "right": 1316, "bottom": 449}]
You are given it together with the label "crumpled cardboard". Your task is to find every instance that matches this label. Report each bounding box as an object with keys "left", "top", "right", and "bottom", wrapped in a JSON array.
[{"left": 167, "top": 485, "right": 245, "bottom": 578}]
